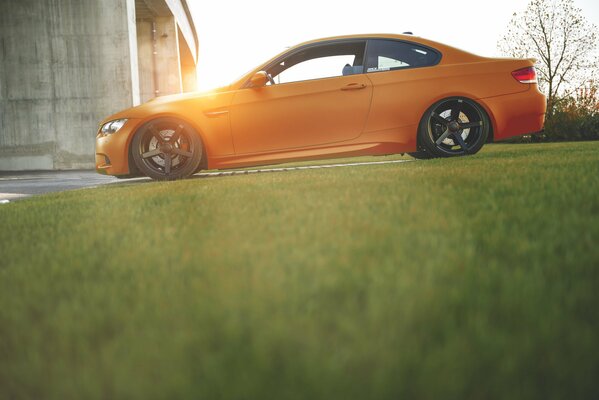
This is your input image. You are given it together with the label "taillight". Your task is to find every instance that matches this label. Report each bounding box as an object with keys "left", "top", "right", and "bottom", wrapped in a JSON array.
[{"left": 512, "top": 67, "right": 537, "bottom": 84}]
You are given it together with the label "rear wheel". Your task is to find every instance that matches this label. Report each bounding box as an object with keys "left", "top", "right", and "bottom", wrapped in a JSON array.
[
  {"left": 408, "top": 150, "right": 435, "bottom": 160},
  {"left": 417, "top": 97, "right": 489, "bottom": 157},
  {"left": 131, "top": 118, "right": 203, "bottom": 181}
]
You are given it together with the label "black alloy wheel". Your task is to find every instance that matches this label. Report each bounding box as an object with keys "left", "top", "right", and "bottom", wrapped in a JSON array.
[
  {"left": 414, "top": 97, "right": 490, "bottom": 158},
  {"left": 131, "top": 118, "right": 203, "bottom": 181}
]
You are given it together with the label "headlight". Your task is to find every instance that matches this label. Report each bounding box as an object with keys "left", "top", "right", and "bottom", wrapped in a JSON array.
[{"left": 100, "top": 119, "right": 128, "bottom": 135}]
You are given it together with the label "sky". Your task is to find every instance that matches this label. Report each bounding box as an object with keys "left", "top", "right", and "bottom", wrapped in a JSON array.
[{"left": 189, "top": 0, "right": 599, "bottom": 90}]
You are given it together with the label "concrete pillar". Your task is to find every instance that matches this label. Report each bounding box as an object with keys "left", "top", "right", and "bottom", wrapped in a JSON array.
[
  {"left": 136, "top": 16, "right": 182, "bottom": 104},
  {"left": 136, "top": 19, "right": 155, "bottom": 103},
  {"left": 0, "top": 0, "right": 137, "bottom": 170},
  {"left": 0, "top": 0, "right": 198, "bottom": 171},
  {"left": 178, "top": 25, "right": 198, "bottom": 93}
]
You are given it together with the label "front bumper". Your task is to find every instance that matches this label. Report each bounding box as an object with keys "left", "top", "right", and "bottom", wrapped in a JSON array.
[{"left": 95, "top": 119, "right": 142, "bottom": 176}]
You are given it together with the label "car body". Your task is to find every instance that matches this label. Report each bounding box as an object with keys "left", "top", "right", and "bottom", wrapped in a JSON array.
[{"left": 96, "top": 33, "right": 546, "bottom": 180}]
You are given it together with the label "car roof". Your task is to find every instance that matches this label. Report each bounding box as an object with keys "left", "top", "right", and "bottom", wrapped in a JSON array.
[
  {"left": 293, "top": 33, "right": 430, "bottom": 47},
  {"left": 286, "top": 33, "right": 480, "bottom": 59}
]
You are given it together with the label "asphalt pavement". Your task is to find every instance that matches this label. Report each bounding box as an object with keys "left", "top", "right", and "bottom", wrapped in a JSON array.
[{"left": 0, "top": 170, "right": 125, "bottom": 202}]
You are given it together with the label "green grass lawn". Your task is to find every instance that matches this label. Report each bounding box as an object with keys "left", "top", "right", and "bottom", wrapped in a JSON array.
[{"left": 1, "top": 142, "right": 598, "bottom": 399}]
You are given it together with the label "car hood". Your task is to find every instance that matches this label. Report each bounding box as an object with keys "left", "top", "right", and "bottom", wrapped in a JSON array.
[{"left": 99, "top": 85, "right": 232, "bottom": 125}]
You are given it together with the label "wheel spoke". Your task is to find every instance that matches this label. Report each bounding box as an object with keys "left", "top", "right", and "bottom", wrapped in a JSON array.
[
  {"left": 451, "top": 101, "right": 463, "bottom": 121},
  {"left": 172, "top": 148, "right": 193, "bottom": 158},
  {"left": 435, "top": 129, "right": 452, "bottom": 145},
  {"left": 452, "top": 132, "right": 469, "bottom": 152},
  {"left": 149, "top": 125, "right": 165, "bottom": 143},
  {"left": 170, "top": 125, "right": 184, "bottom": 143},
  {"left": 142, "top": 149, "right": 161, "bottom": 159},
  {"left": 431, "top": 113, "right": 448, "bottom": 126},
  {"left": 460, "top": 121, "right": 483, "bottom": 129},
  {"left": 164, "top": 154, "right": 172, "bottom": 174}
]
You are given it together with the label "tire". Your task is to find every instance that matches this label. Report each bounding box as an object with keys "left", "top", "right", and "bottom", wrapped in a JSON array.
[
  {"left": 131, "top": 118, "right": 203, "bottom": 181},
  {"left": 417, "top": 97, "right": 490, "bottom": 157},
  {"left": 408, "top": 151, "right": 435, "bottom": 160}
]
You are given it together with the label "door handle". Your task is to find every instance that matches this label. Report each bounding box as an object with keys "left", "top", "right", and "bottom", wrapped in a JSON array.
[{"left": 341, "top": 83, "right": 367, "bottom": 91}]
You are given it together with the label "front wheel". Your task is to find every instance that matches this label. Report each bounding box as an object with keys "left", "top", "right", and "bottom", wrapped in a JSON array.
[
  {"left": 131, "top": 118, "right": 203, "bottom": 181},
  {"left": 417, "top": 97, "right": 490, "bottom": 157}
]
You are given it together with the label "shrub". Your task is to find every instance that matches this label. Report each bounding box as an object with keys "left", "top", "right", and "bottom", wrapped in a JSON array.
[{"left": 544, "top": 84, "right": 599, "bottom": 141}]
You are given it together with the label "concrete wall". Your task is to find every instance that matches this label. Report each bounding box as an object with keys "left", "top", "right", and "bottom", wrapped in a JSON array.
[
  {"left": 0, "top": 0, "right": 198, "bottom": 171},
  {"left": 0, "top": 0, "right": 137, "bottom": 170}
]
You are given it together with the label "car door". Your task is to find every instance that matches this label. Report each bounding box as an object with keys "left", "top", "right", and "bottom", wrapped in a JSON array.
[
  {"left": 361, "top": 39, "right": 442, "bottom": 134},
  {"left": 229, "top": 40, "right": 373, "bottom": 154}
]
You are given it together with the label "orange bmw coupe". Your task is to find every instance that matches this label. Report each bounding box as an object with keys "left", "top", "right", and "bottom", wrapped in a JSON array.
[{"left": 96, "top": 34, "right": 546, "bottom": 180}]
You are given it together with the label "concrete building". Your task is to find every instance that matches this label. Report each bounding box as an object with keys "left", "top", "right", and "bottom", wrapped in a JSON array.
[{"left": 0, "top": 0, "right": 198, "bottom": 170}]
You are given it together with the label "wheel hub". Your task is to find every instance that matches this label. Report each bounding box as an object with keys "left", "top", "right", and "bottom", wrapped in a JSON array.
[
  {"left": 448, "top": 121, "right": 460, "bottom": 132},
  {"left": 432, "top": 106, "right": 475, "bottom": 148},
  {"left": 160, "top": 143, "right": 173, "bottom": 154}
]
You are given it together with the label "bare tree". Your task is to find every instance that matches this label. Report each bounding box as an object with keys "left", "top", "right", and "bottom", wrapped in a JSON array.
[{"left": 498, "top": 0, "right": 598, "bottom": 117}]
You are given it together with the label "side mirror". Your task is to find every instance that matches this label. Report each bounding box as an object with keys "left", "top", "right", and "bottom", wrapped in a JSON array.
[{"left": 250, "top": 71, "right": 269, "bottom": 88}]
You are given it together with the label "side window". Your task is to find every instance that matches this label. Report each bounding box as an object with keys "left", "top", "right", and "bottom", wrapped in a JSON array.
[
  {"left": 365, "top": 40, "right": 440, "bottom": 73},
  {"left": 267, "top": 41, "right": 366, "bottom": 85},
  {"left": 378, "top": 56, "right": 409, "bottom": 70},
  {"left": 277, "top": 55, "right": 356, "bottom": 84}
]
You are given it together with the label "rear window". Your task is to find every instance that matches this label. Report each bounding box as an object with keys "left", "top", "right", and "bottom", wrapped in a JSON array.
[{"left": 365, "top": 39, "right": 440, "bottom": 73}]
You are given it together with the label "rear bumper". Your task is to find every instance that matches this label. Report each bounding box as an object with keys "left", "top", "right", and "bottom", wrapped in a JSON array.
[
  {"left": 95, "top": 119, "right": 142, "bottom": 176},
  {"left": 480, "top": 86, "right": 546, "bottom": 141}
]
